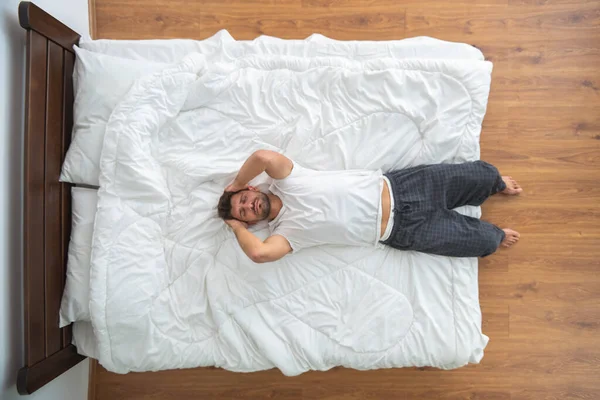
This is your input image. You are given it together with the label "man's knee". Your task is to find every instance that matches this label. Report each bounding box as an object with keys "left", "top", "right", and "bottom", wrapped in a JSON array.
[
  {"left": 471, "top": 160, "right": 503, "bottom": 192},
  {"left": 480, "top": 239, "right": 499, "bottom": 258},
  {"left": 473, "top": 160, "right": 499, "bottom": 176}
]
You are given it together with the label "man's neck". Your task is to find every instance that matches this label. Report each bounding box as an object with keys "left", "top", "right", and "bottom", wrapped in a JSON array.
[{"left": 266, "top": 193, "right": 282, "bottom": 221}]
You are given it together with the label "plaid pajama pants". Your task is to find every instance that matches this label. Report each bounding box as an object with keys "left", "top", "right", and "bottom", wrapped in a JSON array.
[{"left": 380, "top": 161, "right": 507, "bottom": 258}]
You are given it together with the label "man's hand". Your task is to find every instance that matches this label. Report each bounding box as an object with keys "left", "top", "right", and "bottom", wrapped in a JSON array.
[
  {"left": 224, "top": 180, "right": 248, "bottom": 193},
  {"left": 224, "top": 219, "right": 248, "bottom": 230}
]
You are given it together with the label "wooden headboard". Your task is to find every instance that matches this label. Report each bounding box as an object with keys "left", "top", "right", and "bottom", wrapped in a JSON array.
[{"left": 17, "top": 1, "right": 86, "bottom": 394}]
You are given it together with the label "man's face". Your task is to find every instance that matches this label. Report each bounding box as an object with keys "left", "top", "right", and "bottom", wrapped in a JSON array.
[{"left": 230, "top": 188, "right": 270, "bottom": 223}]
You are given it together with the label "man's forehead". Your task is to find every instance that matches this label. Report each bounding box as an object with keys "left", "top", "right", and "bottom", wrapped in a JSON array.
[
  {"left": 233, "top": 191, "right": 246, "bottom": 201},
  {"left": 232, "top": 191, "right": 248, "bottom": 206}
]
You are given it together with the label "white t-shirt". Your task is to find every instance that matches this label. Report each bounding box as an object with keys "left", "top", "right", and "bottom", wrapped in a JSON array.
[{"left": 268, "top": 161, "right": 384, "bottom": 252}]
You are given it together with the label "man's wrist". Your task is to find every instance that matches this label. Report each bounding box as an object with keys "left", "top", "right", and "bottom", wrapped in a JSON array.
[
  {"left": 233, "top": 178, "right": 247, "bottom": 188},
  {"left": 232, "top": 223, "right": 247, "bottom": 233}
]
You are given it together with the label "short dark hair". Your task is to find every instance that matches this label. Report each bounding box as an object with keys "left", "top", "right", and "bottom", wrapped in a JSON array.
[{"left": 218, "top": 189, "right": 243, "bottom": 220}]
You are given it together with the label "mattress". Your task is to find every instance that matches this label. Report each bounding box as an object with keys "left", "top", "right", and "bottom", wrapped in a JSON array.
[{"left": 76, "top": 30, "right": 493, "bottom": 375}]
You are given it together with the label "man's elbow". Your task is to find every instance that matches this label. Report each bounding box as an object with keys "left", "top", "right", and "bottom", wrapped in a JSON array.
[
  {"left": 252, "top": 149, "right": 272, "bottom": 161},
  {"left": 249, "top": 249, "right": 281, "bottom": 264},
  {"left": 249, "top": 249, "right": 269, "bottom": 264}
]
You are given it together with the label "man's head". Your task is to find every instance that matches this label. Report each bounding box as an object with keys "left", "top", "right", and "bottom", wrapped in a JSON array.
[{"left": 218, "top": 186, "right": 271, "bottom": 224}]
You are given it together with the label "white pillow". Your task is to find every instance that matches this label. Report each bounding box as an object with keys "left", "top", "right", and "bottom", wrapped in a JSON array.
[
  {"left": 59, "top": 187, "right": 98, "bottom": 327},
  {"left": 72, "top": 321, "right": 99, "bottom": 358},
  {"left": 60, "top": 47, "right": 167, "bottom": 185},
  {"left": 79, "top": 29, "right": 234, "bottom": 63}
]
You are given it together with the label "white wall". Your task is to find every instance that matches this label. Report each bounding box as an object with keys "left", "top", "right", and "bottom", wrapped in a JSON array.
[{"left": 1, "top": 1, "right": 90, "bottom": 399}]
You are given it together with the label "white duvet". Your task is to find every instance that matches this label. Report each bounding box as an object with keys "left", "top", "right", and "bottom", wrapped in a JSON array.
[{"left": 88, "top": 41, "right": 493, "bottom": 375}]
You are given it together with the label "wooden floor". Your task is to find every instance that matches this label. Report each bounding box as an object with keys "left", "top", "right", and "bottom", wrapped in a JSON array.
[{"left": 92, "top": 1, "right": 600, "bottom": 399}]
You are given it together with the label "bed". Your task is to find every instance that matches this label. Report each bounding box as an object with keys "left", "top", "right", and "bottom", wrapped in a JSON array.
[{"left": 18, "top": 0, "right": 494, "bottom": 394}]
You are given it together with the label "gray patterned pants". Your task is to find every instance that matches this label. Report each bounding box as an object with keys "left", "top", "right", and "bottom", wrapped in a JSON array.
[{"left": 380, "top": 161, "right": 507, "bottom": 258}]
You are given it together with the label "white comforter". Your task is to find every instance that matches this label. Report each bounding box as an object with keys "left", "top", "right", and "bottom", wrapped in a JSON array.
[{"left": 89, "top": 50, "right": 493, "bottom": 375}]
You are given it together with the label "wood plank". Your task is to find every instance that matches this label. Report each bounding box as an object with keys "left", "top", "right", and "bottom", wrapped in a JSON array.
[
  {"left": 61, "top": 50, "right": 75, "bottom": 348},
  {"left": 19, "top": 1, "right": 81, "bottom": 51},
  {"left": 395, "top": 390, "right": 509, "bottom": 400},
  {"left": 302, "top": 0, "right": 416, "bottom": 7},
  {"left": 24, "top": 29, "right": 48, "bottom": 367},
  {"left": 404, "top": 3, "right": 600, "bottom": 42},
  {"left": 481, "top": 304, "right": 510, "bottom": 338},
  {"left": 44, "top": 40, "right": 64, "bottom": 356},
  {"left": 502, "top": 338, "right": 600, "bottom": 377},
  {"left": 89, "top": 0, "right": 98, "bottom": 39},
  {"left": 480, "top": 256, "right": 600, "bottom": 307},
  {"left": 482, "top": 106, "right": 600, "bottom": 140},
  {"left": 477, "top": 41, "right": 600, "bottom": 72},
  {"left": 510, "top": 304, "right": 600, "bottom": 339},
  {"left": 17, "top": 345, "right": 87, "bottom": 395},
  {"left": 511, "top": 388, "right": 599, "bottom": 400},
  {"left": 95, "top": 1, "right": 406, "bottom": 40},
  {"left": 88, "top": 359, "right": 98, "bottom": 400},
  {"left": 304, "top": 385, "right": 406, "bottom": 400}
]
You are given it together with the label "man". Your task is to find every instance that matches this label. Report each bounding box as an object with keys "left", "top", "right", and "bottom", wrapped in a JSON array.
[{"left": 218, "top": 150, "right": 521, "bottom": 264}]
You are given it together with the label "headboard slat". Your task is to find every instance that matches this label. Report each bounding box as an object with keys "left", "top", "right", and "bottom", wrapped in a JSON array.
[
  {"left": 44, "top": 40, "right": 65, "bottom": 356},
  {"left": 24, "top": 29, "right": 49, "bottom": 367},
  {"left": 60, "top": 50, "right": 75, "bottom": 348}
]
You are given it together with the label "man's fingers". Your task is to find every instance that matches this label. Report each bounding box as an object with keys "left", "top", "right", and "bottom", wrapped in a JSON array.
[
  {"left": 225, "top": 219, "right": 248, "bottom": 230},
  {"left": 224, "top": 183, "right": 249, "bottom": 193}
]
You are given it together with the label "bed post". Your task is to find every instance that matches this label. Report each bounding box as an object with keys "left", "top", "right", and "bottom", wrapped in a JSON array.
[
  {"left": 18, "top": 1, "right": 81, "bottom": 49},
  {"left": 17, "top": 1, "right": 86, "bottom": 395}
]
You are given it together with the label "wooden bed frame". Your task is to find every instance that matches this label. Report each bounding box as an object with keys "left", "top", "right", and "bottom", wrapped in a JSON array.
[{"left": 17, "top": 1, "right": 86, "bottom": 395}]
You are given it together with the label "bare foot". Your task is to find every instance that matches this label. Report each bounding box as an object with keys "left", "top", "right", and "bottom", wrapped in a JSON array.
[
  {"left": 500, "top": 176, "right": 523, "bottom": 195},
  {"left": 501, "top": 228, "right": 520, "bottom": 248}
]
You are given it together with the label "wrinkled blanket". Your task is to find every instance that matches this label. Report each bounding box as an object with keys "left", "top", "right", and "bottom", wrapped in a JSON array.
[{"left": 90, "top": 53, "right": 492, "bottom": 374}]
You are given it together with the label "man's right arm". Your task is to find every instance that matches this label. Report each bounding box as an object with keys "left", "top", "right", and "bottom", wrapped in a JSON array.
[{"left": 227, "top": 150, "right": 293, "bottom": 191}]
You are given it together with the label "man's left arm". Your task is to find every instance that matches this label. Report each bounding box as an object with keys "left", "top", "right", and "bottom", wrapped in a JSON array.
[
  {"left": 226, "top": 220, "right": 292, "bottom": 263},
  {"left": 229, "top": 221, "right": 264, "bottom": 261}
]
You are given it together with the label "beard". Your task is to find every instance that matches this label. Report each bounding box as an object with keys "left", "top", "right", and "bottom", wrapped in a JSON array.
[{"left": 256, "top": 192, "right": 271, "bottom": 220}]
